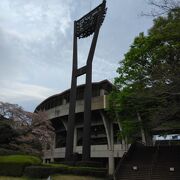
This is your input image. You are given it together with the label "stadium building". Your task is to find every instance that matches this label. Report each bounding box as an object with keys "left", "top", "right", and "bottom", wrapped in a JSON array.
[{"left": 34, "top": 80, "right": 128, "bottom": 174}]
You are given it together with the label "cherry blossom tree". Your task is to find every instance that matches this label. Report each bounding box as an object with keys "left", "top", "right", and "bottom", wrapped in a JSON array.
[{"left": 0, "top": 101, "right": 54, "bottom": 155}]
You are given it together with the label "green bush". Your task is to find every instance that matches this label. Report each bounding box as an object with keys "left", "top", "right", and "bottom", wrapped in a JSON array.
[
  {"left": 24, "top": 164, "right": 107, "bottom": 178},
  {"left": 0, "top": 148, "right": 25, "bottom": 156},
  {"left": 24, "top": 166, "right": 60, "bottom": 178},
  {"left": 0, "top": 155, "right": 41, "bottom": 176},
  {"left": 76, "top": 161, "right": 104, "bottom": 168},
  {"left": 0, "top": 163, "right": 25, "bottom": 177}
]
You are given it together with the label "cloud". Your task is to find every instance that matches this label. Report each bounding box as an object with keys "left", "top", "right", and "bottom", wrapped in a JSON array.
[
  {"left": 0, "top": 80, "right": 56, "bottom": 101},
  {"left": 0, "top": 0, "right": 154, "bottom": 111},
  {"left": 0, "top": 0, "right": 72, "bottom": 38},
  {"left": 0, "top": 80, "right": 57, "bottom": 111},
  {"left": 0, "top": 0, "right": 74, "bottom": 110}
]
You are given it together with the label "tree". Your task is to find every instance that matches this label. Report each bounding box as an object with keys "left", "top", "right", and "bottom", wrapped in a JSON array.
[
  {"left": 143, "top": 0, "right": 180, "bottom": 16},
  {"left": 0, "top": 101, "right": 32, "bottom": 127},
  {"left": 0, "top": 121, "right": 17, "bottom": 145},
  {"left": 0, "top": 101, "right": 54, "bottom": 155},
  {"left": 109, "top": 8, "right": 180, "bottom": 144}
]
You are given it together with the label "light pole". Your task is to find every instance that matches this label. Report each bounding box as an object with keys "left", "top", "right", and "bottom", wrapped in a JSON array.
[{"left": 65, "top": 0, "right": 107, "bottom": 162}]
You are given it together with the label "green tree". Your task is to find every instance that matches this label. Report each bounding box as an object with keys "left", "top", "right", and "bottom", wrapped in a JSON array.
[
  {"left": 109, "top": 8, "right": 180, "bottom": 144},
  {"left": 0, "top": 121, "right": 17, "bottom": 145}
]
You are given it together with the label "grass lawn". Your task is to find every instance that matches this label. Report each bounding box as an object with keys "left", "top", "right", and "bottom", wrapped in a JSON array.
[
  {"left": 0, "top": 155, "right": 41, "bottom": 164},
  {"left": 0, "top": 177, "right": 41, "bottom": 180},
  {"left": 0, "top": 177, "right": 29, "bottom": 180},
  {"left": 52, "top": 175, "right": 105, "bottom": 180},
  {"left": 0, "top": 177, "right": 45, "bottom": 180},
  {"left": 0, "top": 175, "right": 105, "bottom": 180}
]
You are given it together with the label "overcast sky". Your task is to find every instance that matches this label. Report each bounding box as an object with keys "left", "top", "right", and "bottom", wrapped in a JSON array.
[{"left": 0, "top": 0, "right": 154, "bottom": 112}]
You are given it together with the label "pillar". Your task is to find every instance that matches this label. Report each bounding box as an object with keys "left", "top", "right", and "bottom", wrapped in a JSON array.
[
  {"left": 109, "top": 121, "right": 114, "bottom": 175},
  {"left": 43, "top": 158, "right": 46, "bottom": 164},
  {"left": 100, "top": 111, "right": 115, "bottom": 175},
  {"left": 50, "top": 134, "right": 56, "bottom": 163},
  {"left": 65, "top": 21, "right": 77, "bottom": 161},
  {"left": 73, "top": 127, "right": 77, "bottom": 152},
  {"left": 108, "top": 150, "right": 115, "bottom": 175}
]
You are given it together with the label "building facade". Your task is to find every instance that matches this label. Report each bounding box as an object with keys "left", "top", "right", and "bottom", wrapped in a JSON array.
[{"left": 35, "top": 80, "right": 128, "bottom": 174}]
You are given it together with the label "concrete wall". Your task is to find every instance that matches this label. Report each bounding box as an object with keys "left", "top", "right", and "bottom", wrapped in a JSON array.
[
  {"left": 47, "top": 95, "right": 106, "bottom": 120},
  {"left": 43, "top": 144, "right": 127, "bottom": 159}
]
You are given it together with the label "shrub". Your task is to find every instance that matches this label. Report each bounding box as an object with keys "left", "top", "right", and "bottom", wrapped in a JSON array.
[
  {"left": 0, "top": 155, "right": 41, "bottom": 176},
  {"left": 0, "top": 148, "right": 25, "bottom": 156},
  {"left": 24, "top": 164, "right": 107, "bottom": 178},
  {"left": 76, "top": 161, "right": 104, "bottom": 168},
  {"left": 24, "top": 166, "right": 60, "bottom": 178},
  {"left": 0, "top": 163, "right": 25, "bottom": 177}
]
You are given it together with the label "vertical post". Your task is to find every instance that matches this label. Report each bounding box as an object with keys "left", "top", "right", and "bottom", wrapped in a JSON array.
[
  {"left": 108, "top": 122, "right": 114, "bottom": 175},
  {"left": 82, "top": 63, "right": 92, "bottom": 161},
  {"left": 73, "top": 127, "right": 77, "bottom": 152},
  {"left": 65, "top": 21, "right": 78, "bottom": 161},
  {"left": 82, "top": 18, "right": 101, "bottom": 161},
  {"left": 50, "top": 133, "right": 56, "bottom": 163}
]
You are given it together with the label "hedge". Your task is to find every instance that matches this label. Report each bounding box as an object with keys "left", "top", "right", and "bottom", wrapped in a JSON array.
[
  {"left": 0, "top": 148, "right": 25, "bottom": 156},
  {"left": 76, "top": 161, "right": 104, "bottom": 168},
  {"left": 24, "top": 164, "right": 107, "bottom": 178},
  {"left": 0, "top": 155, "right": 41, "bottom": 176}
]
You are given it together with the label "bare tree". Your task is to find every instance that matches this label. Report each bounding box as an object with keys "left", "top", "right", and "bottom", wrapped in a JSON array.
[{"left": 142, "top": 0, "right": 180, "bottom": 17}]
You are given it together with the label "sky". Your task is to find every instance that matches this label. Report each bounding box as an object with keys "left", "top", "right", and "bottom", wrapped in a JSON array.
[{"left": 0, "top": 0, "right": 154, "bottom": 112}]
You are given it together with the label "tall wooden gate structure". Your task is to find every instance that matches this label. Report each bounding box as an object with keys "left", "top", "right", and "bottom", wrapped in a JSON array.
[{"left": 65, "top": 0, "right": 107, "bottom": 161}]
